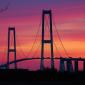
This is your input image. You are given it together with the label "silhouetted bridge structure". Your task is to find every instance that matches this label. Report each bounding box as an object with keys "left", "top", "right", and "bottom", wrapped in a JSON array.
[
  {"left": 1, "top": 10, "right": 85, "bottom": 72},
  {"left": 1, "top": 57, "right": 85, "bottom": 72}
]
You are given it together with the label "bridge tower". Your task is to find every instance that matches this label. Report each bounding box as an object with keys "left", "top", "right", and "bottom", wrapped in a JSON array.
[
  {"left": 40, "top": 10, "right": 54, "bottom": 70},
  {"left": 7, "top": 27, "right": 17, "bottom": 69}
]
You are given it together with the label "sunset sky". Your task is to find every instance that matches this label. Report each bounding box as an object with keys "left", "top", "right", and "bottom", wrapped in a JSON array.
[{"left": 0, "top": 0, "right": 85, "bottom": 70}]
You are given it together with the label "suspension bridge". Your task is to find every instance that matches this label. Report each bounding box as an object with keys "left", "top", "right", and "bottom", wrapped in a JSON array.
[{"left": 0, "top": 10, "right": 85, "bottom": 72}]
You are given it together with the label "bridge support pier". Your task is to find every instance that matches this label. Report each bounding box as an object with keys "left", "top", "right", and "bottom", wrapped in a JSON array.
[
  {"left": 66, "top": 59, "right": 73, "bottom": 72},
  {"left": 83, "top": 61, "right": 85, "bottom": 72},
  {"left": 74, "top": 60, "right": 78, "bottom": 72},
  {"left": 60, "top": 58, "right": 65, "bottom": 72}
]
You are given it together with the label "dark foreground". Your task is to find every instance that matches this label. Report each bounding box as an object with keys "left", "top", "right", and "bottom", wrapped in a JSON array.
[{"left": 0, "top": 69, "right": 85, "bottom": 85}]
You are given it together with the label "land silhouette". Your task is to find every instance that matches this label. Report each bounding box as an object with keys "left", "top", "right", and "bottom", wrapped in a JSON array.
[{"left": 0, "top": 68, "right": 85, "bottom": 85}]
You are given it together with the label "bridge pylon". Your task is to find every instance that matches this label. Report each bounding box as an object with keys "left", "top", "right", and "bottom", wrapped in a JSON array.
[
  {"left": 7, "top": 27, "right": 17, "bottom": 69},
  {"left": 40, "top": 10, "right": 54, "bottom": 70}
]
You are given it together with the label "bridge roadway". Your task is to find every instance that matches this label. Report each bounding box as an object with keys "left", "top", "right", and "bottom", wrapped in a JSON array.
[{"left": 0, "top": 57, "right": 85, "bottom": 67}]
